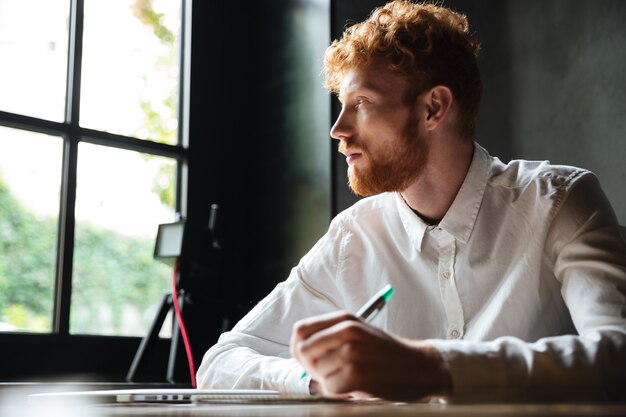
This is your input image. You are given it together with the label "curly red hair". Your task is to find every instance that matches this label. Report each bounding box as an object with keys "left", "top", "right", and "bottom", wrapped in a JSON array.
[{"left": 324, "top": 1, "right": 482, "bottom": 138}]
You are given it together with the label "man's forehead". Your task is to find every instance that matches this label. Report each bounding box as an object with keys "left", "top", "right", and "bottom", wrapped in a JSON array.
[
  {"left": 339, "top": 73, "right": 386, "bottom": 97},
  {"left": 338, "top": 58, "right": 409, "bottom": 100}
]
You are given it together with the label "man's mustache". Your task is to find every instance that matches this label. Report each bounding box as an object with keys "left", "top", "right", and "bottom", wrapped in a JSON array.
[{"left": 338, "top": 140, "right": 367, "bottom": 154}]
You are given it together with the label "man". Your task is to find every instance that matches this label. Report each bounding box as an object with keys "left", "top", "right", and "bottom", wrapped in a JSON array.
[{"left": 197, "top": 1, "right": 626, "bottom": 401}]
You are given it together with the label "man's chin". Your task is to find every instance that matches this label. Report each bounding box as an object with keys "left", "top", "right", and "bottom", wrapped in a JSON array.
[
  {"left": 348, "top": 184, "right": 375, "bottom": 197},
  {"left": 348, "top": 169, "right": 383, "bottom": 196},
  {"left": 348, "top": 166, "right": 419, "bottom": 196}
]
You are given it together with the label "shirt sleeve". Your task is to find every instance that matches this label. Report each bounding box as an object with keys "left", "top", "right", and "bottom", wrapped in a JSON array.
[
  {"left": 196, "top": 218, "right": 347, "bottom": 394},
  {"left": 429, "top": 173, "right": 626, "bottom": 402}
]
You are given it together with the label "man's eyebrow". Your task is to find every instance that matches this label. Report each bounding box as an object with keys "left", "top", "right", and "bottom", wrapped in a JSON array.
[
  {"left": 339, "top": 81, "right": 385, "bottom": 102},
  {"left": 362, "top": 81, "right": 388, "bottom": 95},
  {"left": 356, "top": 81, "right": 386, "bottom": 95}
]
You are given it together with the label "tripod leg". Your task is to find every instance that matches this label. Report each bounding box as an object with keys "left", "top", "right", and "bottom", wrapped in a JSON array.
[
  {"left": 127, "top": 292, "right": 173, "bottom": 382},
  {"left": 167, "top": 289, "right": 186, "bottom": 383}
]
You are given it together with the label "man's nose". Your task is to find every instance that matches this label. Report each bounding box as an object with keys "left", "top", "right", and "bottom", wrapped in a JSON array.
[{"left": 329, "top": 107, "right": 353, "bottom": 141}]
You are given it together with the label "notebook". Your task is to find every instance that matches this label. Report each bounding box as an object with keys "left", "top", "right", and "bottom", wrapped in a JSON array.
[{"left": 191, "top": 392, "right": 349, "bottom": 404}]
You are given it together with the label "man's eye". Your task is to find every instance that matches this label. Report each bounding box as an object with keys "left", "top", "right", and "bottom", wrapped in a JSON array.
[{"left": 355, "top": 99, "right": 366, "bottom": 108}]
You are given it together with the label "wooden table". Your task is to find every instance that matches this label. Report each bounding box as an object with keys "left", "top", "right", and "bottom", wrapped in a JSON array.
[
  {"left": 2, "top": 384, "right": 625, "bottom": 417},
  {"left": 6, "top": 401, "right": 626, "bottom": 417}
]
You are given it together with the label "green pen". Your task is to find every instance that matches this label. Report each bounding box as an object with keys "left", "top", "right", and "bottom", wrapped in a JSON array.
[{"left": 300, "top": 284, "right": 395, "bottom": 379}]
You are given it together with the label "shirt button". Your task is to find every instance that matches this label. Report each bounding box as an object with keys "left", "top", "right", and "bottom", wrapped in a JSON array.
[
  {"left": 450, "top": 330, "right": 460, "bottom": 338},
  {"left": 442, "top": 271, "right": 451, "bottom": 279}
]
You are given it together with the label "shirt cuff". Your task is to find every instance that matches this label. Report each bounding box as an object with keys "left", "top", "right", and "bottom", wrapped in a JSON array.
[
  {"left": 425, "top": 338, "right": 527, "bottom": 402},
  {"left": 281, "top": 360, "right": 313, "bottom": 395}
]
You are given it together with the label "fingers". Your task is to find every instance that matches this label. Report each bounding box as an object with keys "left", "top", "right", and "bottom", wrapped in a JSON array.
[
  {"left": 292, "top": 310, "right": 358, "bottom": 344},
  {"left": 311, "top": 339, "right": 364, "bottom": 382},
  {"left": 293, "top": 318, "right": 377, "bottom": 386},
  {"left": 312, "top": 337, "right": 391, "bottom": 394},
  {"left": 321, "top": 360, "right": 364, "bottom": 394},
  {"left": 290, "top": 310, "right": 358, "bottom": 361},
  {"left": 299, "top": 322, "right": 367, "bottom": 375}
]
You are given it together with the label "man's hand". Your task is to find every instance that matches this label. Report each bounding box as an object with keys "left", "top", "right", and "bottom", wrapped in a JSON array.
[{"left": 290, "top": 311, "right": 452, "bottom": 401}]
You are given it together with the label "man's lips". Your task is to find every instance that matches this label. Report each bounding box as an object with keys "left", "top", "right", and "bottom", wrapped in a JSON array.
[
  {"left": 339, "top": 143, "right": 365, "bottom": 164},
  {"left": 344, "top": 151, "right": 363, "bottom": 165}
]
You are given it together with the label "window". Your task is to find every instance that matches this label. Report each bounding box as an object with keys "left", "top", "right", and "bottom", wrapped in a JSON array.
[{"left": 0, "top": 0, "right": 187, "bottom": 338}]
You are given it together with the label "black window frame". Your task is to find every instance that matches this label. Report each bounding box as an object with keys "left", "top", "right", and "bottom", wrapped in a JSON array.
[{"left": 0, "top": 0, "right": 190, "bottom": 381}]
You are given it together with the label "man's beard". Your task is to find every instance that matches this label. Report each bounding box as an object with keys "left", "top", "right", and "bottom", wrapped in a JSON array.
[{"left": 344, "top": 114, "right": 428, "bottom": 196}]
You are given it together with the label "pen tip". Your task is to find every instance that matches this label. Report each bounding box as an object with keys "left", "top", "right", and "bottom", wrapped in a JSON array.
[{"left": 381, "top": 285, "right": 395, "bottom": 302}]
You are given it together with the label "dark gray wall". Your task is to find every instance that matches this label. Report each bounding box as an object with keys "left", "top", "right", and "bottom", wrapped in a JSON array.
[
  {"left": 475, "top": 1, "right": 626, "bottom": 225},
  {"left": 186, "top": 0, "right": 331, "bottom": 305},
  {"left": 332, "top": 0, "right": 626, "bottom": 224}
]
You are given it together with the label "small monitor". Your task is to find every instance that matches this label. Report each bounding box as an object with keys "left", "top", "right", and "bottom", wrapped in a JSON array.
[{"left": 154, "top": 221, "right": 185, "bottom": 260}]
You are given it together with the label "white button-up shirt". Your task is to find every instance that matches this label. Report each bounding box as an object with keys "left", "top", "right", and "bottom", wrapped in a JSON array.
[{"left": 197, "top": 143, "right": 626, "bottom": 401}]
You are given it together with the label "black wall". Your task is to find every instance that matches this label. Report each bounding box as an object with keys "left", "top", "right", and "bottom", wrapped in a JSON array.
[{"left": 182, "top": 0, "right": 331, "bottom": 375}]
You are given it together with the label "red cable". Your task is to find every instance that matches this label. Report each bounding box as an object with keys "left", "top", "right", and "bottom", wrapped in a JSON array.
[{"left": 172, "top": 259, "right": 197, "bottom": 387}]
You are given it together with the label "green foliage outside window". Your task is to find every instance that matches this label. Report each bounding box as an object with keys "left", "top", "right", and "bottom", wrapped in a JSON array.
[
  {"left": 0, "top": 177, "right": 55, "bottom": 330},
  {"left": 133, "top": 0, "right": 179, "bottom": 209},
  {"left": 0, "top": 175, "right": 170, "bottom": 334}
]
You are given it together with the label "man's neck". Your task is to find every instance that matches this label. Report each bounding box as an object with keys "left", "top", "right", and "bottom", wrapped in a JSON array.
[{"left": 401, "top": 139, "right": 474, "bottom": 223}]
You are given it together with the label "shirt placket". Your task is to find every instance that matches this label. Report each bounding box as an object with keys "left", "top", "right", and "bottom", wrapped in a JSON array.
[{"left": 433, "top": 227, "right": 465, "bottom": 339}]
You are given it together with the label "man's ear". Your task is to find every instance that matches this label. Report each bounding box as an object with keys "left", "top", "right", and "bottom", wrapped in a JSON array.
[{"left": 423, "top": 86, "right": 453, "bottom": 131}]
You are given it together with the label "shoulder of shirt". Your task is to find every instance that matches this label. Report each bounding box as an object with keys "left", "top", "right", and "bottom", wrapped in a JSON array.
[
  {"left": 487, "top": 156, "right": 594, "bottom": 191},
  {"left": 330, "top": 192, "right": 397, "bottom": 227}
]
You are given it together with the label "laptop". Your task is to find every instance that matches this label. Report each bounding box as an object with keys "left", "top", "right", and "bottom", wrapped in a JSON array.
[{"left": 28, "top": 388, "right": 281, "bottom": 404}]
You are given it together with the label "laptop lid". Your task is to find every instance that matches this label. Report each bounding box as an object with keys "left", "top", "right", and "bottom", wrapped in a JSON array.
[{"left": 29, "top": 388, "right": 280, "bottom": 404}]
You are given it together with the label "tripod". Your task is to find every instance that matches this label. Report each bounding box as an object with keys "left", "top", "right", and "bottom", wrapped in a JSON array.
[
  {"left": 126, "top": 288, "right": 190, "bottom": 384},
  {"left": 128, "top": 208, "right": 223, "bottom": 384}
]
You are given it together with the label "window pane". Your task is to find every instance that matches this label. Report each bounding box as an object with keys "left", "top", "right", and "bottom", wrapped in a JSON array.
[
  {"left": 0, "top": 127, "right": 63, "bottom": 332},
  {"left": 0, "top": 0, "right": 69, "bottom": 121},
  {"left": 71, "top": 142, "right": 176, "bottom": 336},
  {"left": 80, "top": 0, "right": 181, "bottom": 145}
]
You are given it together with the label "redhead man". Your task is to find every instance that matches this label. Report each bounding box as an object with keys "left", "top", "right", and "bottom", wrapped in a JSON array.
[{"left": 197, "top": 1, "right": 626, "bottom": 402}]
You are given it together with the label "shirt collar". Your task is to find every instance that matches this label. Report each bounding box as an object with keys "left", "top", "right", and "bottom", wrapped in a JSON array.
[
  {"left": 439, "top": 142, "right": 490, "bottom": 244},
  {"left": 395, "top": 142, "right": 491, "bottom": 251},
  {"left": 395, "top": 192, "right": 429, "bottom": 252}
]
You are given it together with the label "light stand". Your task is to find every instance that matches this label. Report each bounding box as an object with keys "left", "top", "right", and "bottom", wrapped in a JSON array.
[{"left": 127, "top": 205, "right": 222, "bottom": 384}]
